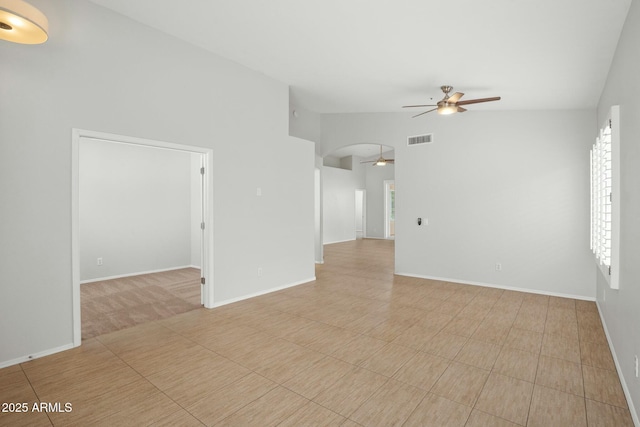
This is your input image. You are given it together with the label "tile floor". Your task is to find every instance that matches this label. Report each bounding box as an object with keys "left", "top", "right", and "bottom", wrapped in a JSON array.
[
  {"left": 0, "top": 239, "right": 634, "bottom": 426},
  {"left": 81, "top": 267, "right": 202, "bottom": 339}
]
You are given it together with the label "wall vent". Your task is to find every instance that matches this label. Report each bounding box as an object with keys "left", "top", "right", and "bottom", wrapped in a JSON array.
[{"left": 407, "top": 133, "right": 433, "bottom": 146}]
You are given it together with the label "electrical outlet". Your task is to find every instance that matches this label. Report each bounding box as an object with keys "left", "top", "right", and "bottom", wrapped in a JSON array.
[
  {"left": 97, "top": 257, "right": 103, "bottom": 266},
  {"left": 257, "top": 267, "right": 263, "bottom": 277},
  {"left": 495, "top": 263, "right": 502, "bottom": 271}
]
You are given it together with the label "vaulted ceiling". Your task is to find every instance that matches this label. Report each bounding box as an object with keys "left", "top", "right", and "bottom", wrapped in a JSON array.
[{"left": 90, "top": 0, "right": 630, "bottom": 115}]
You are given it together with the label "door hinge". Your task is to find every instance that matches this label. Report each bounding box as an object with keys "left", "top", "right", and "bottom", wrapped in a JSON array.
[
  {"left": 201, "top": 277, "right": 205, "bottom": 285},
  {"left": 201, "top": 222, "right": 205, "bottom": 230},
  {"left": 608, "top": 265, "right": 612, "bottom": 276},
  {"left": 200, "top": 167, "right": 205, "bottom": 175},
  {"left": 610, "top": 192, "right": 612, "bottom": 203},
  {"left": 609, "top": 119, "right": 612, "bottom": 129}
]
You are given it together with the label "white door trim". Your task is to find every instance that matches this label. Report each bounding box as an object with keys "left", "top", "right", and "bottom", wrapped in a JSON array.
[{"left": 71, "top": 128, "right": 215, "bottom": 347}]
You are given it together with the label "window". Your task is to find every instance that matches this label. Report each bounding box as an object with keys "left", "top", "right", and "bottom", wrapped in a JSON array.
[{"left": 590, "top": 106, "right": 620, "bottom": 289}]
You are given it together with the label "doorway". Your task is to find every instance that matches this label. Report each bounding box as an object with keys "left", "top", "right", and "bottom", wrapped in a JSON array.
[
  {"left": 384, "top": 180, "right": 395, "bottom": 239},
  {"left": 71, "top": 129, "right": 214, "bottom": 347},
  {"left": 355, "top": 189, "right": 366, "bottom": 239}
]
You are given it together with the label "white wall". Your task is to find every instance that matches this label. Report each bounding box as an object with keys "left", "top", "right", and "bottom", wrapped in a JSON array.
[
  {"left": 596, "top": 0, "right": 640, "bottom": 420},
  {"left": 322, "top": 158, "right": 366, "bottom": 244},
  {"left": 322, "top": 111, "right": 595, "bottom": 298},
  {"left": 0, "top": 0, "right": 314, "bottom": 366},
  {"left": 79, "top": 139, "right": 194, "bottom": 281}
]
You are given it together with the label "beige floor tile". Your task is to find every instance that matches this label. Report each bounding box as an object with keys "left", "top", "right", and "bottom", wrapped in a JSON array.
[
  {"left": 575, "top": 300, "right": 598, "bottom": 312},
  {"left": 504, "top": 327, "right": 543, "bottom": 354},
  {"left": 441, "top": 315, "right": 481, "bottom": 337},
  {"left": 540, "top": 332, "right": 581, "bottom": 363},
  {"left": 147, "top": 408, "right": 204, "bottom": 426},
  {"left": 393, "top": 351, "right": 450, "bottom": 391},
  {"left": 147, "top": 352, "right": 250, "bottom": 406},
  {"left": 582, "top": 365, "right": 628, "bottom": 408},
  {"left": 465, "top": 409, "right": 520, "bottom": 427},
  {"left": 549, "top": 296, "right": 576, "bottom": 310},
  {"left": 278, "top": 401, "right": 346, "bottom": 426},
  {"left": 493, "top": 347, "right": 539, "bottom": 382},
  {"left": 470, "top": 321, "right": 511, "bottom": 345},
  {"left": 528, "top": 384, "right": 587, "bottom": 427},
  {"left": 391, "top": 323, "right": 440, "bottom": 350},
  {"left": 535, "top": 355, "right": 584, "bottom": 396},
  {"left": 350, "top": 379, "right": 427, "bottom": 427},
  {"left": 185, "top": 373, "right": 276, "bottom": 425},
  {"left": 454, "top": 338, "right": 501, "bottom": 370},
  {"left": 47, "top": 378, "right": 183, "bottom": 426},
  {"left": 512, "top": 307, "right": 546, "bottom": 333},
  {"left": 422, "top": 332, "right": 467, "bottom": 359},
  {"left": 402, "top": 393, "right": 472, "bottom": 427},
  {"left": 580, "top": 339, "right": 615, "bottom": 371},
  {"left": 304, "top": 324, "right": 361, "bottom": 355},
  {"left": 585, "top": 398, "right": 635, "bottom": 427},
  {"left": 282, "top": 356, "right": 353, "bottom": 399},
  {"left": 475, "top": 372, "right": 533, "bottom": 425},
  {"left": 313, "top": 366, "right": 388, "bottom": 417},
  {"left": 430, "top": 361, "right": 489, "bottom": 407},
  {"left": 330, "top": 334, "right": 387, "bottom": 365},
  {"left": 216, "top": 386, "right": 307, "bottom": 427},
  {"left": 360, "top": 343, "right": 418, "bottom": 377},
  {"left": 253, "top": 342, "right": 325, "bottom": 384}
]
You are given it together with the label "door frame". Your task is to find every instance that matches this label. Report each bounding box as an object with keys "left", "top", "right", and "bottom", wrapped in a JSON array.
[
  {"left": 71, "top": 128, "right": 215, "bottom": 347},
  {"left": 384, "top": 180, "right": 395, "bottom": 239}
]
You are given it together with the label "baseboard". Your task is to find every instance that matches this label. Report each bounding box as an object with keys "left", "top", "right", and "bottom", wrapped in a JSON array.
[
  {"left": 212, "top": 276, "right": 316, "bottom": 308},
  {"left": 394, "top": 272, "right": 596, "bottom": 301},
  {"left": 596, "top": 302, "right": 640, "bottom": 426},
  {"left": 80, "top": 265, "right": 199, "bottom": 284},
  {"left": 323, "top": 238, "right": 356, "bottom": 245},
  {"left": 0, "top": 342, "right": 76, "bottom": 369}
]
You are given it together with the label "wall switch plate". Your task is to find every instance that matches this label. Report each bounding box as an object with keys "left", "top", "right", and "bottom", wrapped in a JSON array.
[
  {"left": 495, "top": 263, "right": 502, "bottom": 271},
  {"left": 97, "top": 257, "right": 103, "bottom": 266},
  {"left": 257, "top": 267, "right": 263, "bottom": 277}
]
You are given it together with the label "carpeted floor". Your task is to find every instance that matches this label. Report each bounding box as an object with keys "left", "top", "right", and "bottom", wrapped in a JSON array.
[{"left": 81, "top": 268, "right": 202, "bottom": 339}]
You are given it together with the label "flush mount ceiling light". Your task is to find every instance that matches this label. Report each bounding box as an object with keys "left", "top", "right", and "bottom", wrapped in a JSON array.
[{"left": 0, "top": 0, "right": 48, "bottom": 44}]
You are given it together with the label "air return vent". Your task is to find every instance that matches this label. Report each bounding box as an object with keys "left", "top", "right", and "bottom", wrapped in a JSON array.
[{"left": 407, "top": 133, "right": 433, "bottom": 146}]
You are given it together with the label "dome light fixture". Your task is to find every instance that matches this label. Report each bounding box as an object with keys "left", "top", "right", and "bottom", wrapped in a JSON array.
[{"left": 0, "top": 0, "right": 48, "bottom": 44}]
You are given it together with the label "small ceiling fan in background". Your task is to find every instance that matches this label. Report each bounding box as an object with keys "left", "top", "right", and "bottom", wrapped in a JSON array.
[
  {"left": 360, "top": 145, "right": 394, "bottom": 166},
  {"left": 403, "top": 85, "right": 501, "bottom": 118}
]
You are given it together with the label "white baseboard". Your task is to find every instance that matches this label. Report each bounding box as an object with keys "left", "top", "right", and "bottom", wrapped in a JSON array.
[
  {"left": 394, "top": 272, "right": 596, "bottom": 301},
  {"left": 596, "top": 302, "right": 640, "bottom": 427},
  {"left": 212, "top": 276, "right": 316, "bottom": 308},
  {"left": 323, "top": 238, "right": 356, "bottom": 245},
  {"left": 0, "top": 342, "right": 76, "bottom": 369},
  {"left": 80, "top": 265, "right": 199, "bottom": 284}
]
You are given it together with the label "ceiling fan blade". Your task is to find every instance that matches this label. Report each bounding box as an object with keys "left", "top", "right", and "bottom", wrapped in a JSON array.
[
  {"left": 457, "top": 96, "right": 501, "bottom": 106},
  {"left": 387, "top": 159, "right": 395, "bottom": 163},
  {"left": 447, "top": 92, "right": 464, "bottom": 103},
  {"left": 360, "top": 160, "right": 377, "bottom": 164},
  {"left": 457, "top": 106, "right": 467, "bottom": 113},
  {"left": 411, "top": 108, "right": 437, "bottom": 118},
  {"left": 403, "top": 104, "right": 437, "bottom": 108}
]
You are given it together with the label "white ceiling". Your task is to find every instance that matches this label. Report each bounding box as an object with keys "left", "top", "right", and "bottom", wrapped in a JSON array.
[{"left": 89, "top": 0, "right": 631, "bottom": 116}]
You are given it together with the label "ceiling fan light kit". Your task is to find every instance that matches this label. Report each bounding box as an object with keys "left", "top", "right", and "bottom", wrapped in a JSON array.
[
  {"left": 403, "top": 85, "right": 500, "bottom": 118},
  {"left": 0, "top": 0, "right": 48, "bottom": 44}
]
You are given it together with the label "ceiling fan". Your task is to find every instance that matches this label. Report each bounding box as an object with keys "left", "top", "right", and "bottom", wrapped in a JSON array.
[
  {"left": 360, "top": 145, "right": 394, "bottom": 166},
  {"left": 403, "top": 85, "right": 501, "bottom": 118}
]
